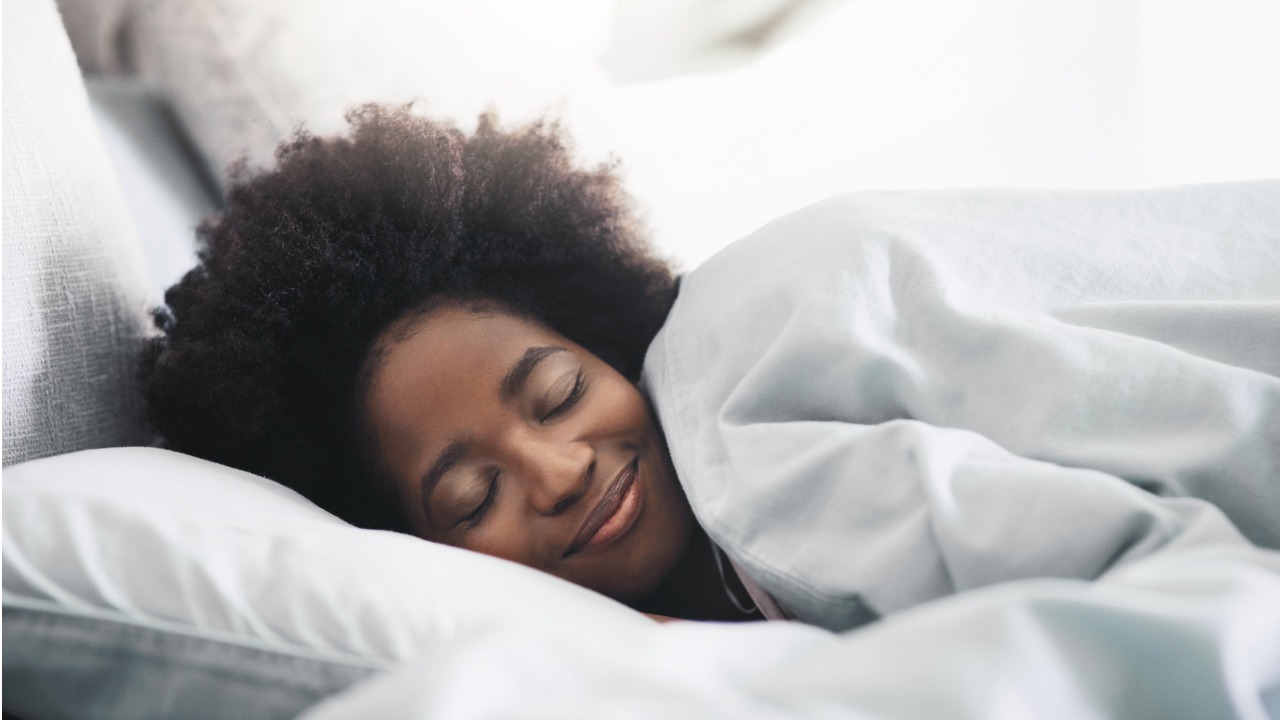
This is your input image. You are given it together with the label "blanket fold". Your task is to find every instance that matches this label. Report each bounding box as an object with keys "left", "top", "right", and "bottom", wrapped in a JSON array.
[{"left": 643, "top": 182, "right": 1280, "bottom": 631}]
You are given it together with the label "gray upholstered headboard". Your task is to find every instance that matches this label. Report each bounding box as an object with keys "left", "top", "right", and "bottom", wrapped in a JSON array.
[{"left": 2, "top": 0, "right": 155, "bottom": 465}]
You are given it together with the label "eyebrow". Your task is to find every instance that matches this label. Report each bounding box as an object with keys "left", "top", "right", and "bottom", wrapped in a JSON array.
[
  {"left": 418, "top": 346, "right": 567, "bottom": 524},
  {"left": 420, "top": 438, "right": 471, "bottom": 524},
  {"left": 499, "top": 346, "right": 566, "bottom": 403}
]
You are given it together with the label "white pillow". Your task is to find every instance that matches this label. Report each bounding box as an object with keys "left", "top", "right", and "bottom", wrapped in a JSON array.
[
  {"left": 124, "top": 0, "right": 610, "bottom": 182},
  {"left": 3, "top": 448, "right": 647, "bottom": 664}
]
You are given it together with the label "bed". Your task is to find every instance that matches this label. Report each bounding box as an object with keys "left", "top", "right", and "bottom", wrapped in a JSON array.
[{"left": 5, "top": 1, "right": 1280, "bottom": 718}]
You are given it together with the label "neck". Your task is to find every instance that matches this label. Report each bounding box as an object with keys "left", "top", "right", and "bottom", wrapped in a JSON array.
[{"left": 632, "top": 527, "right": 763, "bottom": 622}]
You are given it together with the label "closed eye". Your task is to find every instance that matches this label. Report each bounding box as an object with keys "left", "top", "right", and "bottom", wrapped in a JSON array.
[
  {"left": 458, "top": 471, "right": 499, "bottom": 527},
  {"left": 540, "top": 371, "right": 586, "bottom": 423}
]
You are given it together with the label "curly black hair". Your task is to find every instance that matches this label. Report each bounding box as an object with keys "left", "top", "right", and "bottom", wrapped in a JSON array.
[{"left": 141, "top": 105, "right": 677, "bottom": 531}]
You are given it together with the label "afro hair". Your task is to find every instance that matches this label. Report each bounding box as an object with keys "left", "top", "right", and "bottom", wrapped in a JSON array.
[{"left": 141, "top": 105, "right": 677, "bottom": 531}]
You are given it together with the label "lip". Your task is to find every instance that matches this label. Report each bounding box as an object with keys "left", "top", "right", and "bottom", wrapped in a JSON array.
[{"left": 563, "top": 457, "right": 642, "bottom": 558}]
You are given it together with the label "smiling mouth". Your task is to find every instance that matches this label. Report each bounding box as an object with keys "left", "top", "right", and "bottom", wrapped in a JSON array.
[{"left": 564, "top": 457, "right": 642, "bottom": 558}]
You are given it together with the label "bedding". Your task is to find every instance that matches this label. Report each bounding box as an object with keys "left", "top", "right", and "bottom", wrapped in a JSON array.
[
  {"left": 65, "top": 0, "right": 1280, "bottom": 270},
  {"left": 8, "top": 456, "right": 1279, "bottom": 720},
  {"left": 643, "top": 181, "right": 1280, "bottom": 630},
  {"left": 121, "top": 0, "right": 608, "bottom": 181},
  {"left": 3, "top": 0, "right": 153, "bottom": 466},
  {"left": 14, "top": 1, "right": 1280, "bottom": 715},
  {"left": 301, "top": 544, "right": 1280, "bottom": 720},
  {"left": 2, "top": 448, "right": 648, "bottom": 719},
  {"left": 86, "top": 76, "right": 214, "bottom": 296}
]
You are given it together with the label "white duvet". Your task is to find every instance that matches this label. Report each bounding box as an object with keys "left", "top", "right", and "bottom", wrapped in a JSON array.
[
  {"left": 304, "top": 183, "right": 1280, "bottom": 719},
  {"left": 644, "top": 181, "right": 1280, "bottom": 630},
  {"left": 303, "top": 546, "right": 1280, "bottom": 720}
]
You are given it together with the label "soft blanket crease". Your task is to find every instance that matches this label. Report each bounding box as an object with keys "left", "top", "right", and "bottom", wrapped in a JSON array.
[{"left": 643, "top": 181, "right": 1280, "bottom": 630}]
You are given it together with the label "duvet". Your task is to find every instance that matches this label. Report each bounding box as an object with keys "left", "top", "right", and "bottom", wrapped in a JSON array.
[
  {"left": 643, "top": 181, "right": 1280, "bottom": 630},
  {"left": 299, "top": 183, "right": 1280, "bottom": 720}
]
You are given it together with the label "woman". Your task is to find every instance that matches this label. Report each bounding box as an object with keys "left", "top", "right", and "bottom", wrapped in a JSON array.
[
  {"left": 144, "top": 106, "right": 1278, "bottom": 629},
  {"left": 143, "top": 105, "right": 761, "bottom": 621}
]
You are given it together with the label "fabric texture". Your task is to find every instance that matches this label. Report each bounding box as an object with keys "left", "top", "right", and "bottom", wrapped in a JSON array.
[
  {"left": 3, "top": 597, "right": 381, "bottom": 720},
  {"left": 643, "top": 182, "right": 1280, "bottom": 631},
  {"left": 2, "top": 0, "right": 154, "bottom": 467},
  {"left": 2, "top": 447, "right": 649, "bottom": 716},
  {"left": 301, "top": 545, "right": 1280, "bottom": 720}
]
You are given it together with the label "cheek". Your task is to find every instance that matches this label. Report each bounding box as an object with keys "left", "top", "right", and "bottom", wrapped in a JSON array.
[
  {"left": 461, "top": 514, "right": 547, "bottom": 568},
  {"left": 587, "top": 378, "right": 650, "bottom": 434}
]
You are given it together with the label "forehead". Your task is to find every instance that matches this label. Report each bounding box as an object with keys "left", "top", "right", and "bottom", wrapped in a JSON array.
[
  {"left": 364, "top": 306, "right": 566, "bottom": 446},
  {"left": 384, "top": 305, "right": 559, "bottom": 369}
]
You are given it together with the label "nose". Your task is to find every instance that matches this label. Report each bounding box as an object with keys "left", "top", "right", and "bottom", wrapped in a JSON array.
[{"left": 510, "top": 437, "right": 593, "bottom": 515}]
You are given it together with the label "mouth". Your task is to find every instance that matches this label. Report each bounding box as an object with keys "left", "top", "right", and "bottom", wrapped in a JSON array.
[{"left": 563, "top": 457, "right": 642, "bottom": 558}]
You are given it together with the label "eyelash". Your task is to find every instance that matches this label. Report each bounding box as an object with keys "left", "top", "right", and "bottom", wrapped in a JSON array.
[
  {"left": 458, "top": 370, "right": 586, "bottom": 528},
  {"left": 539, "top": 371, "right": 586, "bottom": 423},
  {"left": 460, "top": 470, "right": 500, "bottom": 527}
]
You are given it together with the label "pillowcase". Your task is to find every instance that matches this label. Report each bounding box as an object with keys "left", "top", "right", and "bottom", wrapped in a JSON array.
[
  {"left": 122, "top": 0, "right": 609, "bottom": 184},
  {"left": 4, "top": 596, "right": 382, "bottom": 720},
  {"left": 3, "top": 447, "right": 648, "bottom": 718}
]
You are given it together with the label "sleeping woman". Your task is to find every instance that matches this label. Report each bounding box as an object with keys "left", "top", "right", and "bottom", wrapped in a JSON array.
[{"left": 142, "top": 106, "right": 1280, "bottom": 629}]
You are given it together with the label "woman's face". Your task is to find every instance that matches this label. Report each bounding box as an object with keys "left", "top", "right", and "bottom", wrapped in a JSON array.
[{"left": 364, "top": 304, "right": 694, "bottom": 601}]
